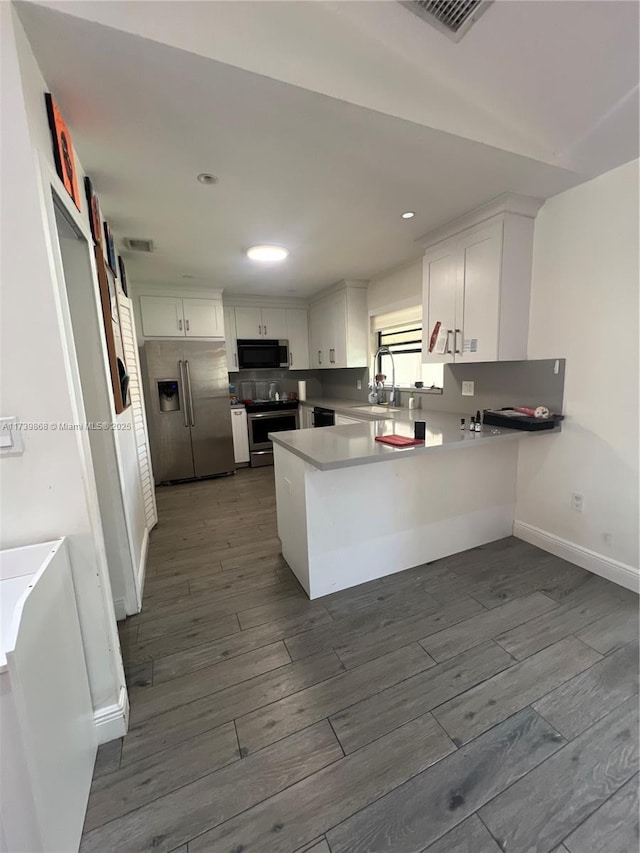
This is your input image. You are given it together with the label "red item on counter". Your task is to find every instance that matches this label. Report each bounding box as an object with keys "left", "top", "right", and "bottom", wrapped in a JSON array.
[{"left": 375, "top": 435, "right": 424, "bottom": 447}]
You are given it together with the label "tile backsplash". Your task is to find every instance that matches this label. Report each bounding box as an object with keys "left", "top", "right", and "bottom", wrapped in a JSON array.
[
  {"left": 229, "top": 359, "right": 566, "bottom": 416},
  {"left": 229, "top": 369, "right": 323, "bottom": 400}
]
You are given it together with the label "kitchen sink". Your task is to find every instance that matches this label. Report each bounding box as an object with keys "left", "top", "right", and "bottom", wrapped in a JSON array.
[{"left": 351, "top": 405, "right": 402, "bottom": 415}]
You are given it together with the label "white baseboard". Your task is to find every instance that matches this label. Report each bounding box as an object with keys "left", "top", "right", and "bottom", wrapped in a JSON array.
[
  {"left": 93, "top": 686, "right": 129, "bottom": 744},
  {"left": 513, "top": 521, "right": 639, "bottom": 593},
  {"left": 112, "top": 597, "right": 127, "bottom": 621}
]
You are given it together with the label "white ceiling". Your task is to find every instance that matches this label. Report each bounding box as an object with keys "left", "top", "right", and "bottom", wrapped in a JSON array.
[{"left": 16, "top": 0, "right": 639, "bottom": 297}]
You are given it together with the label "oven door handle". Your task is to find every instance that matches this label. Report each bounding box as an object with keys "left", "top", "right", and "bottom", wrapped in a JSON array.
[{"left": 248, "top": 411, "right": 293, "bottom": 418}]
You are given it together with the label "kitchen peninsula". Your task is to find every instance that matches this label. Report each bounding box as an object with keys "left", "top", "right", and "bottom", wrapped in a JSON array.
[{"left": 271, "top": 408, "right": 558, "bottom": 598}]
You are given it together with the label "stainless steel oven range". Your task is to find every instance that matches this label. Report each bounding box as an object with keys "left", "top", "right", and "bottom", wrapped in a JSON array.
[{"left": 246, "top": 401, "right": 299, "bottom": 467}]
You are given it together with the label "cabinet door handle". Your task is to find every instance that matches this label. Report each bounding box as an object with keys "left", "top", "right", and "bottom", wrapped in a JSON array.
[
  {"left": 318, "top": 350, "right": 322, "bottom": 365},
  {"left": 178, "top": 360, "right": 188, "bottom": 427},
  {"left": 258, "top": 324, "right": 261, "bottom": 336},
  {"left": 454, "top": 329, "right": 461, "bottom": 354},
  {"left": 445, "top": 330, "right": 453, "bottom": 354},
  {"left": 178, "top": 318, "right": 183, "bottom": 331},
  {"left": 264, "top": 325, "right": 267, "bottom": 336},
  {"left": 330, "top": 348, "right": 335, "bottom": 363},
  {"left": 185, "top": 319, "right": 190, "bottom": 332},
  {"left": 290, "top": 351, "right": 293, "bottom": 367}
]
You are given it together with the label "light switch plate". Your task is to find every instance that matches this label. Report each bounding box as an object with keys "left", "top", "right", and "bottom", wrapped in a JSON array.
[
  {"left": 461, "top": 381, "right": 475, "bottom": 397},
  {"left": 0, "top": 417, "right": 23, "bottom": 456}
]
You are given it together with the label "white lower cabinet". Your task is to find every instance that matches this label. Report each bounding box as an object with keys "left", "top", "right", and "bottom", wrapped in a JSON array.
[
  {"left": 300, "top": 406, "right": 314, "bottom": 429},
  {"left": 231, "top": 407, "right": 250, "bottom": 464}
]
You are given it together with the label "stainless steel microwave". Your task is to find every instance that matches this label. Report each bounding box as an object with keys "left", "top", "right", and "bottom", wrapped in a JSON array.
[{"left": 237, "top": 339, "right": 289, "bottom": 370}]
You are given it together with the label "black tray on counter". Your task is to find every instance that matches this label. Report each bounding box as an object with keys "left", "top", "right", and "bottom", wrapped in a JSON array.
[{"left": 482, "top": 409, "right": 560, "bottom": 431}]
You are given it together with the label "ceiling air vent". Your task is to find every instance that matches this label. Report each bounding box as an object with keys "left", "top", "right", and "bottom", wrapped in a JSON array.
[
  {"left": 400, "top": 0, "right": 493, "bottom": 42},
  {"left": 122, "top": 237, "right": 154, "bottom": 253}
]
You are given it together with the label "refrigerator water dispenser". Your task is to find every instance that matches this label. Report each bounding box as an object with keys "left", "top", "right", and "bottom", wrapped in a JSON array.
[{"left": 158, "top": 380, "right": 180, "bottom": 412}]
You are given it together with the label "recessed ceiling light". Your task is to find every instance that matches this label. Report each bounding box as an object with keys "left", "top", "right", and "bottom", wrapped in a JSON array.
[
  {"left": 246, "top": 245, "right": 289, "bottom": 262},
  {"left": 401, "top": 211, "right": 415, "bottom": 219},
  {"left": 197, "top": 173, "right": 218, "bottom": 185}
]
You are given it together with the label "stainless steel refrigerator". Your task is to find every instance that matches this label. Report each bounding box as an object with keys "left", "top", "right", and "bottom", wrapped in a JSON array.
[{"left": 142, "top": 340, "right": 235, "bottom": 483}]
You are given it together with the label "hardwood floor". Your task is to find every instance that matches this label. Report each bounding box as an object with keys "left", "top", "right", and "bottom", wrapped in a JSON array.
[{"left": 81, "top": 467, "right": 639, "bottom": 853}]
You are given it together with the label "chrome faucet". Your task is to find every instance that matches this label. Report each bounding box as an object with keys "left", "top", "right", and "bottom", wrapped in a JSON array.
[{"left": 369, "top": 346, "right": 396, "bottom": 405}]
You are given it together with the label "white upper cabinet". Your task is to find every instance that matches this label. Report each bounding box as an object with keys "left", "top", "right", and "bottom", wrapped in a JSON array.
[
  {"left": 422, "top": 202, "right": 539, "bottom": 364},
  {"left": 260, "top": 308, "right": 288, "bottom": 340},
  {"left": 139, "top": 295, "right": 223, "bottom": 339},
  {"left": 285, "top": 309, "right": 310, "bottom": 370},
  {"left": 234, "top": 307, "right": 288, "bottom": 339},
  {"left": 183, "top": 298, "right": 223, "bottom": 338},
  {"left": 223, "top": 306, "right": 238, "bottom": 371},
  {"left": 224, "top": 305, "right": 309, "bottom": 369},
  {"left": 234, "top": 307, "right": 263, "bottom": 339},
  {"left": 309, "top": 284, "right": 368, "bottom": 369},
  {"left": 140, "top": 296, "right": 185, "bottom": 337}
]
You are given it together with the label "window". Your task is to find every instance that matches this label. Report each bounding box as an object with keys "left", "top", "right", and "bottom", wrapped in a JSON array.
[{"left": 373, "top": 313, "right": 444, "bottom": 389}]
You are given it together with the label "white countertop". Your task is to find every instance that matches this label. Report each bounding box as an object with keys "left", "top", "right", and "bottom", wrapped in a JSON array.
[{"left": 270, "top": 402, "right": 559, "bottom": 470}]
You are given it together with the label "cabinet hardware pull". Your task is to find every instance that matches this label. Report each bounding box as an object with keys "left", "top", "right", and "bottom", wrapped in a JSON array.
[
  {"left": 178, "top": 319, "right": 183, "bottom": 331},
  {"left": 290, "top": 352, "right": 293, "bottom": 367},
  {"left": 264, "top": 325, "right": 267, "bottom": 336},
  {"left": 454, "top": 329, "right": 461, "bottom": 354},
  {"left": 258, "top": 325, "right": 261, "bottom": 336},
  {"left": 178, "top": 360, "right": 188, "bottom": 427},
  {"left": 318, "top": 350, "right": 322, "bottom": 365},
  {"left": 185, "top": 360, "right": 195, "bottom": 426},
  {"left": 446, "top": 330, "right": 453, "bottom": 354},
  {"left": 185, "top": 319, "right": 190, "bottom": 332}
]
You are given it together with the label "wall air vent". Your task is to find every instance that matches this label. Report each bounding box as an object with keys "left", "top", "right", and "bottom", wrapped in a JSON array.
[
  {"left": 123, "top": 237, "right": 154, "bottom": 253},
  {"left": 400, "top": 0, "right": 493, "bottom": 42}
]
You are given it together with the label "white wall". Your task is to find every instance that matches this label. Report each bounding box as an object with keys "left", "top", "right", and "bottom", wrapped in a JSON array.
[
  {"left": 0, "top": 6, "right": 127, "bottom": 726},
  {"left": 515, "top": 159, "right": 639, "bottom": 584},
  {"left": 368, "top": 258, "right": 422, "bottom": 315}
]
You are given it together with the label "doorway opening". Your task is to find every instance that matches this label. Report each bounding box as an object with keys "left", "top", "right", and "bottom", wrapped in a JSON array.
[{"left": 53, "top": 197, "right": 140, "bottom": 617}]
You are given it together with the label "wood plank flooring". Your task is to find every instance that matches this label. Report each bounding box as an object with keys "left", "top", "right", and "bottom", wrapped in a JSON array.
[{"left": 81, "top": 467, "right": 639, "bottom": 853}]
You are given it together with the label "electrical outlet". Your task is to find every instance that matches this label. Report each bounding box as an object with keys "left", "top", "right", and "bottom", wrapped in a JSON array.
[
  {"left": 461, "top": 381, "right": 475, "bottom": 397},
  {"left": 571, "top": 492, "right": 584, "bottom": 512},
  {"left": 356, "top": 379, "right": 362, "bottom": 391}
]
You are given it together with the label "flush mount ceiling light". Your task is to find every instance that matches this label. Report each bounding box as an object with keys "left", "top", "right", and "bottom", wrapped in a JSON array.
[
  {"left": 197, "top": 173, "right": 218, "bottom": 185},
  {"left": 246, "top": 245, "right": 289, "bottom": 262},
  {"left": 401, "top": 211, "right": 415, "bottom": 219}
]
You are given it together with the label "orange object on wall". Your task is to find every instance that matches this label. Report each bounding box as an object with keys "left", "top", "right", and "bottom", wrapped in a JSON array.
[{"left": 45, "top": 93, "right": 81, "bottom": 211}]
